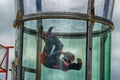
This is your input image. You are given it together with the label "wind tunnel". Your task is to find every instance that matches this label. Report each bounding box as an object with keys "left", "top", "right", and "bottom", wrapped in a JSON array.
[{"left": 13, "top": 0, "right": 114, "bottom": 80}]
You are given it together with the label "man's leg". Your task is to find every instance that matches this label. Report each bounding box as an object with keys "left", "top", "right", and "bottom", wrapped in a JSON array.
[
  {"left": 52, "top": 35, "right": 63, "bottom": 54},
  {"left": 45, "top": 42, "right": 53, "bottom": 56},
  {"left": 40, "top": 26, "right": 54, "bottom": 56},
  {"left": 47, "top": 26, "right": 53, "bottom": 35}
]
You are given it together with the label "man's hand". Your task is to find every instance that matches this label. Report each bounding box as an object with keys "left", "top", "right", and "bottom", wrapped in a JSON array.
[{"left": 77, "top": 58, "right": 82, "bottom": 64}]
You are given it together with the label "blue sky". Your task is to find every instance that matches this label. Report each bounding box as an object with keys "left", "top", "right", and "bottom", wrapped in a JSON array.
[{"left": 0, "top": 0, "right": 120, "bottom": 80}]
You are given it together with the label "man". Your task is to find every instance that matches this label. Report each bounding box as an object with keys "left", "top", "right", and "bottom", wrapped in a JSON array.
[{"left": 40, "top": 26, "right": 82, "bottom": 71}]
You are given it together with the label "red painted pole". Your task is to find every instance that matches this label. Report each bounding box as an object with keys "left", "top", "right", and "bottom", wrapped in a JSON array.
[
  {"left": 5, "top": 46, "right": 14, "bottom": 80},
  {"left": 5, "top": 46, "right": 14, "bottom": 48},
  {"left": 5, "top": 49, "right": 9, "bottom": 80},
  {"left": 0, "top": 45, "right": 14, "bottom": 80}
]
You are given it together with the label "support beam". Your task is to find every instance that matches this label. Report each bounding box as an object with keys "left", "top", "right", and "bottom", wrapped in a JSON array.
[
  {"left": 86, "top": 0, "right": 95, "bottom": 80},
  {"left": 36, "top": 0, "right": 42, "bottom": 80}
]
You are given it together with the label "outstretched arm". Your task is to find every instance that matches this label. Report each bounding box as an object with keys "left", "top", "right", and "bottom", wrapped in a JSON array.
[{"left": 69, "top": 58, "right": 82, "bottom": 70}]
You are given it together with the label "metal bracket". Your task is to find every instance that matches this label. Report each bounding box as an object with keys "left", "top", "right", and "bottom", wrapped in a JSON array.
[
  {"left": 13, "top": 10, "right": 22, "bottom": 29},
  {"left": 88, "top": 6, "right": 95, "bottom": 24},
  {"left": 13, "top": 58, "right": 19, "bottom": 67}
]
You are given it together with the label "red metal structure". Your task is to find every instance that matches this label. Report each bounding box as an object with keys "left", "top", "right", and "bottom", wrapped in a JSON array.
[{"left": 0, "top": 44, "right": 14, "bottom": 80}]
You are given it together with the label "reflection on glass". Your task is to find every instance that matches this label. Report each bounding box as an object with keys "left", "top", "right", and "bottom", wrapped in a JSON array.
[
  {"left": 40, "top": 29, "right": 82, "bottom": 70},
  {"left": 104, "top": 32, "right": 111, "bottom": 80},
  {"left": 40, "top": 19, "right": 86, "bottom": 80},
  {"left": 92, "top": 37, "right": 100, "bottom": 80},
  {"left": 92, "top": 32, "right": 111, "bottom": 80},
  {"left": 23, "top": 0, "right": 88, "bottom": 15},
  {"left": 24, "top": 0, "right": 37, "bottom": 15},
  {"left": 41, "top": 38, "right": 86, "bottom": 80},
  {"left": 24, "top": 20, "right": 37, "bottom": 30},
  {"left": 94, "top": 0, "right": 105, "bottom": 17},
  {"left": 42, "top": 0, "right": 87, "bottom": 13},
  {"left": 24, "top": 72, "right": 36, "bottom": 80},
  {"left": 21, "top": 18, "right": 111, "bottom": 80},
  {"left": 43, "top": 19, "right": 86, "bottom": 33},
  {"left": 93, "top": 22, "right": 110, "bottom": 32},
  {"left": 22, "top": 33, "right": 37, "bottom": 69}
]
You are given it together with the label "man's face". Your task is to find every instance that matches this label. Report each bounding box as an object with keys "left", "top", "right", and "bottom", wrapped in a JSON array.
[{"left": 69, "top": 56, "right": 75, "bottom": 62}]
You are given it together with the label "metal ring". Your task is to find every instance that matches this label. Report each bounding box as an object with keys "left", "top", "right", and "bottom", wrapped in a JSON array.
[{"left": 18, "top": 12, "right": 114, "bottom": 30}]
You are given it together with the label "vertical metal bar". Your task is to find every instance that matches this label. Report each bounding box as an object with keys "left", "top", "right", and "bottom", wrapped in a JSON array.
[
  {"left": 87, "top": 0, "right": 95, "bottom": 15},
  {"left": 103, "top": 0, "right": 115, "bottom": 20},
  {"left": 86, "top": 21, "right": 94, "bottom": 80},
  {"left": 36, "top": 0, "right": 42, "bottom": 80},
  {"left": 36, "top": 20, "right": 42, "bottom": 80},
  {"left": 13, "top": 0, "right": 20, "bottom": 71},
  {"left": 19, "top": 21, "right": 24, "bottom": 79},
  {"left": 100, "top": 34, "right": 107, "bottom": 80},
  {"left": 5, "top": 49, "right": 9, "bottom": 80},
  {"left": 19, "top": 25, "right": 24, "bottom": 80},
  {"left": 108, "top": 32, "right": 111, "bottom": 80},
  {"left": 100, "top": 36, "right": 105, "bottom": 80},
  {"left": 36, "top": 0, "right": 42, "bottom": 11},
  {"left": 86, "top": 0, "right": 95, "bottom": 80},
  {"left": 108, "top": 0, "right": 115, "bottom": 20},
  {"left": 19, "top": 0, "right": 24, "bottom": 15},
  {"left": 103, "top": 0, "right": 110, "bottom": 18},
  {"left": 101, "top": 0, "right": 112, "bottom": 79},
  {"left": 16, "top": 0, "right": 24, "bottom": 80}
]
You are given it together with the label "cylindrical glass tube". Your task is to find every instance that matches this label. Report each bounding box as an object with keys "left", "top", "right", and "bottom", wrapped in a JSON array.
[{"left": 14, "top": 0, "right": 114, "bottom": 80}]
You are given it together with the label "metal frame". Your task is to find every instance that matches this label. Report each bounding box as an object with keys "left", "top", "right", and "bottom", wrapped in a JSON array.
[
  {"left": 14, "top": 0, "right": 24, "bottom": 79},
  {"left": 86, "top": 0, "right": 95, "bottom": 80},
  {"left": 14, "top": 12, "right": 114, "bottom": 31},
  {"left": 13, "top": 0, "right": 115, "bottom": 80},
  {"left": 36, "top": 0, "right": 42, "bottom": 79},
  {"left": 0, "top": 45, "right": 8, "bottom": 80},
  {"left": 14, "top": 11, "right": 114, "bottom": 80},
  {"left": 100, "top": 33, "right": 107, "bottom": 80},
  {"left": 23, "top": 26, "right": 111, "bottom": 38},
  {"left": 99, "top": 0, "right": 114, "bottom": 79},
  {"left": 0, "top": 45, "right": 14, "bottom": 80}
]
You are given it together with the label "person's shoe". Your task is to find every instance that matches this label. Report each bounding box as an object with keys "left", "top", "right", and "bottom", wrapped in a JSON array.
[{"left": 47, "top": 26, "right": 53, "bottom": 35}]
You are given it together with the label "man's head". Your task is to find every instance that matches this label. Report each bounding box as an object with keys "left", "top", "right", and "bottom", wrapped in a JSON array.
[{"left": 64, "top": 52, "right": 75, "bottom": 62}]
